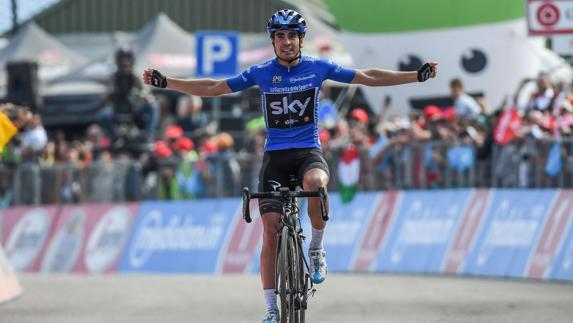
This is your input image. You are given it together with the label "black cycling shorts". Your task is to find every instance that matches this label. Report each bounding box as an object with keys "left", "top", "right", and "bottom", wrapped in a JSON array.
[{"left": 258, "top": 148, "right": 329, "bottom": 214}]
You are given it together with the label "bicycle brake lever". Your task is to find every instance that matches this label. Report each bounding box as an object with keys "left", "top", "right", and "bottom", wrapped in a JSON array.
[
  {"left": 242, "top": 187, "right": 252, "bottom": 223},
  {"left": 318, "top": 187, "right": 329, "bottom": 221}
]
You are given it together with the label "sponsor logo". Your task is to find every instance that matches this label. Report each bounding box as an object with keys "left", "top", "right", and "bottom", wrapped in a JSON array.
[
  {"left": 264, "top": 88, "right": 316, "bottom": 129},
  {"left": 272, "top": 75, "right": 282, "bottom": 84},
  {"left": 290, "top": 74, "right": 316, "bottom": 83},
  {"left": 129, "top": 210, "right": 224, "bottom": 268},
  {"left": 41, "top": 209, "right": 86, "bottom": 273},
  {"left": 85, "top": 206, "right": 132, "bottom": 273},
  {"left": 269, "top": 84, "right": 313, "bottom": 93},
  {"left": 5, "top": 209, "right": 51, "bottom": 271}
]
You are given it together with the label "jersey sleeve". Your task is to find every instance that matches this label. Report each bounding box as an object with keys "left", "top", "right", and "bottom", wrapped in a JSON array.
[
  {"left": 321, "top": 59, "right": 356, "bottom": 84},
  {"left": 226, "top": 67, "right": 256, "bottom": 92}
]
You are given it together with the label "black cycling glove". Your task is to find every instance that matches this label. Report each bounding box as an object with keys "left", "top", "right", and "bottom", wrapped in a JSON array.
[
  {"left": 150, "top": 69, "right": 167, "bottom": 88},
  {"left": 417, "top": 63, "right": 433, "bottom": 82}
]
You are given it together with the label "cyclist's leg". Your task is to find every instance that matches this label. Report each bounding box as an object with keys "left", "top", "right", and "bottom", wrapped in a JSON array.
[
  {"left": 260, "top": 210, "right": 281, "bottom": 290},
  {"left": 298, "top": 149, "right": 330, "bottom": 230},
  {"left": 299, "top": 149, "right": 330, "bottom": 284},
  {"left": 258, "top": 150, "right": 289, "bottom": 318},
  {"left": 302, "top": 168, "right": 329, "bottom": 230}
]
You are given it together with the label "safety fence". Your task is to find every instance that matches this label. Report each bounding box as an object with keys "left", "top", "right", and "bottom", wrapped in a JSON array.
[
  {"left": 1, "top": 189, "right": 572, "bottom": 281},
  {"left": 1, "top": 138, "right": 573, "bottom": 206}
]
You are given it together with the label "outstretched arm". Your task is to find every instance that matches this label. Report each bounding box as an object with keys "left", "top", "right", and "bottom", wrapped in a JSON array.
[
  {"left": 142, "top": 68, "right": 232, "bottom": 97},
  {"left": 352, "top": 62, "right": 438, "bottom": 87}
]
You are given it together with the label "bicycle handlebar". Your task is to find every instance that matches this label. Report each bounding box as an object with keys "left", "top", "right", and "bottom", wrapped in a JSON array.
[{"left": 242, "top": 187, "right": 329, "bottom": 223}]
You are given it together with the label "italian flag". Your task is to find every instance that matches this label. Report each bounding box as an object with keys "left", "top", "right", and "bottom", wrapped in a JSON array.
[{"left": 338, "top": 145, "right": 360, "bottom": 203}]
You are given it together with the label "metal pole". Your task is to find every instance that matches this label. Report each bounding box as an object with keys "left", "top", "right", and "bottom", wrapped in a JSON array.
[{"left": 10, "top": 0, "right": 18, "bottom": 35}]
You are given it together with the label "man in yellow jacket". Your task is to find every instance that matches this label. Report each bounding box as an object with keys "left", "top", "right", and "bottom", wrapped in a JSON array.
[{"left": 0, "top": 103, "right": 31, "bottom": 151}]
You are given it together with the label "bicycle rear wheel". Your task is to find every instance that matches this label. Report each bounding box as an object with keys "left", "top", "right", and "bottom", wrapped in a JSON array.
[{"left": 277, "top": 226, "right": 290, "bottom": 323}]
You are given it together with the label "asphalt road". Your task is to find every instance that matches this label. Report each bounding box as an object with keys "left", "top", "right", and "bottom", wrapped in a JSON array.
[{"left": 2, "top": 273, "right": 573, "bottom": 323}]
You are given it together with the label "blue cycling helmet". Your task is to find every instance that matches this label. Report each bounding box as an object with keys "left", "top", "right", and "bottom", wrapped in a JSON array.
[{"left": 267, "top": 9, "right": 307, "bottom": 36}]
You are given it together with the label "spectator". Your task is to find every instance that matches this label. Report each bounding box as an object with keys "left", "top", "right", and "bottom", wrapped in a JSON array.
[
  {"left": 450, "top": 78, "right": 481, "bottom": 119},
  {"left": 100, "top": 48, "right": 158, "bottom": 139},
  {"left": 175, "top": 94, "right": 209, "bottom": 139},
  {"left": 18, "top": 113, "right": 47, "bottom": 161},
  {"left": 528, "top": 72, "right": 555, "bottom": 112}
]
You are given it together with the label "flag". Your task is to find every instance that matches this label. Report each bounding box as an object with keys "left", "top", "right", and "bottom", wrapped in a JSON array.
[
  {"left": 494, "top": 109, "right": 522, "bottom": 144},
  {"left": 0, "top": 112, "right": 17, "bottom": 152},
  {"left": 338, "top": 145, "right": 360, "bottom": 203},
  {"left": 545, "top": 142, "right": 562, "bottom": 177}
]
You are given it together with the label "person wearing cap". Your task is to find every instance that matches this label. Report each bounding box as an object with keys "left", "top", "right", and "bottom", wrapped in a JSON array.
[{"left": 143, "top": 9, "right": 437, "bottom": 323}]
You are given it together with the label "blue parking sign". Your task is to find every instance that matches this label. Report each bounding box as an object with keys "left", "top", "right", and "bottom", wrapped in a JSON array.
[{"left": 196, "top": 31, "right": 238, "bottom": 77}]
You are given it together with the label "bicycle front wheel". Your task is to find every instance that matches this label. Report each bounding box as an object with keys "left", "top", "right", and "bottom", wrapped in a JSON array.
[{"left": 278, "top": 225, "right": 304, "bottom": 323}]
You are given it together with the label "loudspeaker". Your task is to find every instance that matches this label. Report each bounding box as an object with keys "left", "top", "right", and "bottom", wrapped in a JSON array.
[{"left": 6, "top": 60, "right": 42, "bottom": 112}]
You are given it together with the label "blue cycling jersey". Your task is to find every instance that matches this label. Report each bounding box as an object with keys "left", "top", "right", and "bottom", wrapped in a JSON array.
[{"left": 226, "top": 56, "right": 356, "bottom": 151}]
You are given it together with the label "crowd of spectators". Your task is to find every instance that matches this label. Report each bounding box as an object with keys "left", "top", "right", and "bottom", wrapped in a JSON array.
[{"left": 2, "top": 70, "right": 573, "bottom": 205}]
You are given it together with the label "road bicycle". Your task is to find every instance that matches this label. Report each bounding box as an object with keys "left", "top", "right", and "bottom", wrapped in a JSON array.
[{"left": 242, "top": 183, "right": 328, "bottom": 323}]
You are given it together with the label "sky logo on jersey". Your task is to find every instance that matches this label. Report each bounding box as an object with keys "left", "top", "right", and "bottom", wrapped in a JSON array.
[{"left": 265, "top": 88, "right": 316, "bottom": 129}]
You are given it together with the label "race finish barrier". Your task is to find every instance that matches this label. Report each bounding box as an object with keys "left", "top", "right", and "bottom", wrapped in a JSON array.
[{"left": 1, "top": 189, "right": 573, "bottom": 282}]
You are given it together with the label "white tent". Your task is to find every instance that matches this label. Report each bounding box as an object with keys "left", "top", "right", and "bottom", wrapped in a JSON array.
[{"left": 0, "top": 22, "right": 86, "bottom": 81}]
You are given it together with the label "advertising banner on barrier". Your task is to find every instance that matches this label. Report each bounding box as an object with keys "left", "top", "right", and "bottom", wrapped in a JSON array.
[
  {"left": 40, "top": 204, "right": 139, "bottom": 273},
  {"left": 463, "top": 190, "right": 555, "bottom": 277},
  {"left": 527, "top": 190, "right": 573, "bottom": 279},
  {"left": 1, "top": 206, "right": 60, "bottom": 272},
  {"left": 298, "top": 192, "right": 382, "bottom": 272},
  {"left": 548, "top": 191, "right": 573, "bottom": 280},
  {"left": 443, "top": 190, "right": 492, "bottom": 273},
  {"left": 217, "top": 199, "right": 263, "bottom": 274},
  {"left": 375, "top": 190, "right": 471, "bottom": 273},
  {"left": 118, "top": 200, "right": 236, "bottom": 273},
  {"left": 351, "top": 191, "right": 400, "bottom": 272}
]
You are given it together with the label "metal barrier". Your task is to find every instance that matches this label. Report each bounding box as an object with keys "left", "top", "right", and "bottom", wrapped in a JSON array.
[{"left": 1, "top": 138, "right": 572, "bottom": 206}]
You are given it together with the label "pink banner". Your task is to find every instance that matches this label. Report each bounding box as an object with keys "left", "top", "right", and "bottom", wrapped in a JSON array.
[
  {"left": 527, "top": 190, "right": 573, "bottom": 279},
  {"left": 443, "top": 190, "right": 491, "bottom": 273},
  {"left": 352, "top": 191, "right": 399, "bottom": 271},
  {"left": 218, "top": 200, "right": 264, "bottom": 273},
  {"left": 40, "top": 204, "right": 139, "bottom": 273},
  {"left": 1, "top": 206, "right": 60, "bottom": 272}
]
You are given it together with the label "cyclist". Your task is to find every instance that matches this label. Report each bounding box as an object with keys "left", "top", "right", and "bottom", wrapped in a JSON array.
[{"left": 143, "top": 9, "right": 437, "bottom": 323}]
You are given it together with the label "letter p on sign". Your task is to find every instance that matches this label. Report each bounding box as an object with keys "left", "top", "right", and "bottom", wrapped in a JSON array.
[{"left": 196, "top": 32, "right": 238, "bottom": 77}]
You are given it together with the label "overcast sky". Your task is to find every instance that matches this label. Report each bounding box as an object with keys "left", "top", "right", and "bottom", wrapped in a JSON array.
[{"left": 0, "top": 0, "right": 60, "bottom": 35}]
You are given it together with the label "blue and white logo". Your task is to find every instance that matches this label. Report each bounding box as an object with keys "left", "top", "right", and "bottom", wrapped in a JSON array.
[{"left": 196, "top": 31, "right": 238, "bottom": 77}]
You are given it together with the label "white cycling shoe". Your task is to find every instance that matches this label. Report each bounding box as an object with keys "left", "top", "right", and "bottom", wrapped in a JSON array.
[{"left": 308, "top": 248, "right": 327, "bottom": 284}]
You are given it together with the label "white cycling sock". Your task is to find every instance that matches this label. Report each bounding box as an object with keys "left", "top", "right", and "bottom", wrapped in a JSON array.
[
  {"left": 309, "top": 227, "right": 324, "bottom": 250},
  {"left": 264, "top": 288, "right": 278, "bottom": 311}
]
